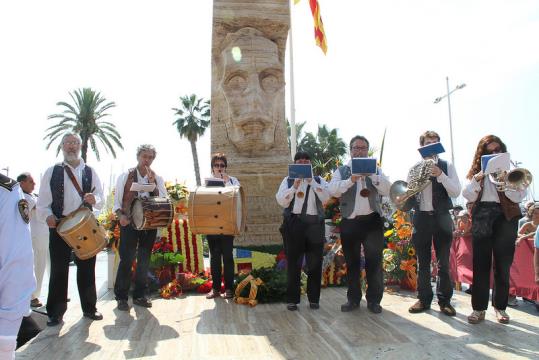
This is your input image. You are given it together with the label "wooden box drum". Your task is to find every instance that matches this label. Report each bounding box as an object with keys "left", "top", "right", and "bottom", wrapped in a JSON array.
[
  {"left": 57, "top": 207, "right": 108, "bottom": 260},
  {"left": 131, "top": 197, "right": 174, "bottom": 230},
  {"left": 188, "top": 186, "right": 245, "bottom": 235}
]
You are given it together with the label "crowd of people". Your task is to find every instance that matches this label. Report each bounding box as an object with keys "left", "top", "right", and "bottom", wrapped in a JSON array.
[{"left": 1, "top": 130, "right": 538, "bottom": 359}]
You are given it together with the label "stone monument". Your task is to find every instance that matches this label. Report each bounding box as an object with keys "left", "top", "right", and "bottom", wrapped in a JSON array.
[{"left": 211, "top": 0, "right": 290, "bottom": 246}]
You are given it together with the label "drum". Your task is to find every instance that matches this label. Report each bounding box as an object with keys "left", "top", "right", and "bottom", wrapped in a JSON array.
[
  {"left": 57, "top": 207, "right": 108, "bottom": 260},
  {"left": 188, "top": 186, "right": 245, "bottom": 235},
  {"left": 131, "top": 197, "right": 174, "bottom": 230}
]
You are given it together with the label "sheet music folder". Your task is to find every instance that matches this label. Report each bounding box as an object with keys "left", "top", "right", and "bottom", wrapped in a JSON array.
[
  {"left": 351, "top": 158, "right": 377, "bottom": 175},
  {"left": 481, "top": 153, "right": 510, "bottom": 174},
  {"left": 204, "top": 177, "right": 225, "bottom": 187},
  {"left": 288, "top": 164, "right": 313, "bottom": 179},
  {"left": 418, "top": 142, "right": 445, "bottom": 158}
]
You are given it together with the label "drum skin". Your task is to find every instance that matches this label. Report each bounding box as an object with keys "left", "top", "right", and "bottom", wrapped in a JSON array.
[
  {"left": 188, "top": 186, "right": 245, "bottom": 235},
  {"left": 131, "top": 197, "right": 174, "bottom": 230},
  {"left": 57, "top": 207, "right": 108, "bottom": 260}
]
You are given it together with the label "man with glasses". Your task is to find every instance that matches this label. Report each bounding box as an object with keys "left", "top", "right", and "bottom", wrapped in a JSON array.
[
  {"left": 113, "top": 144, "right": 167, "bottom": 311},
  {"left": 329, "top": 135, "right": 391, "bottom": 313},
  {"left": 37, "top": 132, "right": 104, "bottom": 326},
  {"left": 205, "top": 153, "right": 240, "bottom": 300},
  {"left": 408, "top": 131, "right": 461, "bottom": 317}
]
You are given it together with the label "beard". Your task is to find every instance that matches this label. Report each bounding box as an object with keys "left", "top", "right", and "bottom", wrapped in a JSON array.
[{"left": 63, "top": 150, "right": 81, "bottom": 163}]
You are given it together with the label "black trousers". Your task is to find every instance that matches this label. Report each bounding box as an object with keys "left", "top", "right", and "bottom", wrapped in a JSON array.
[
  {"left": 284, "top": 215, "right": 324, "bottom": 304},
  {"left": 472, "top": 209, "right": 518, "bottom": 311},
  {"left": 207, "top": 235, "right": 235, "bottom": 291},
  {"left": 114, "top": 225, "right": 157, "bottom": 300},
  {"left": 412, "top": 211, "right": 454, "bottom": 306},
  {"left": 340, "top": 213, "right": 384, "bottom": 305},
  {"left": 46, "top": 228, "right": 97, "bottom": 317}
]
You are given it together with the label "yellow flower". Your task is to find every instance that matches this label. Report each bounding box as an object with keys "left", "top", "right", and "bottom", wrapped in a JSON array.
[
  {"left": 384, "top": 229, "right": 394, "bottom": 237},
  {"left": 408, "top": 247, "right": 416, "bottom": 257}
]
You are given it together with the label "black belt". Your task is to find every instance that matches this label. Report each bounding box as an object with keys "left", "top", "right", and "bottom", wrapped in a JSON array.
[{"left": 419, "top": 210, "right": 435, "bottom": 215}]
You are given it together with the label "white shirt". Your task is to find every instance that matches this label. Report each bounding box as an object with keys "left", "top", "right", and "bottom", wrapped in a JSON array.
[
  {"left": 409, "top": 159, "right": 461, "bottom": 211},
  {"left": 328, "top": 160, "right": 391, "bottom": 218},
  {"left": 276, "top": 177, "right": 330, "bottom": 215},
  {"left": 462, "top": 175, "right": 526, "bottom": 204},
  {"left": 23, "top": 192, "right": 49, "bottom": 239},
  {"left": 37, "top": 160, "right": 104, "bottom": 221},
  {"left": 113, "top": 168, "right": 168, "bottom": 213},
  {"left": 0, "top": 183, "right": 36, "bottom": 335}
]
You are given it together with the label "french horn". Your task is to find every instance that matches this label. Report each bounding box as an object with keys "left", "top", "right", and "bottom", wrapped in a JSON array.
[{"left": 389, "top": 159, "right": 436, "bottom": 211}]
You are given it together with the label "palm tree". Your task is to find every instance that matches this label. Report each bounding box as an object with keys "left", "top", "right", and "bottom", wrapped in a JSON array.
[
  {"left": 286, "top": 119, "right": 306, "bottom": 153},
  {"left": 172, "top": 94, "right": 210, "bottom": 186},
  {"left": 298, "top": 124, "right": 346, "bottom": 176},
  {"left": 45, "top": 88, "right": 123, "bottom": 162}
]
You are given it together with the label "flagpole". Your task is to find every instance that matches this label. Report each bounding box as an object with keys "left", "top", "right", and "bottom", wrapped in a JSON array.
[{"left": 289, "top": 0, "right": 297, "bottom": 159}]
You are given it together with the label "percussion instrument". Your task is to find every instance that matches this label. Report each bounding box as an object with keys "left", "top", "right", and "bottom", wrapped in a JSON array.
[
  {"left": 57, "top": 207, "right": 107, "bottom": 260},
  {"left": 131, "top": 197, "right": 174, "bottom": 230},
  {"left": 188, "top": 186, "right": 245, "bottom": 235}
]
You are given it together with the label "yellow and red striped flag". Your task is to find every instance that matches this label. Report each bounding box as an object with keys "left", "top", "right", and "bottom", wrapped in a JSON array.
[{"left": 295, "top": 0, "right": 328, "bottom": 54}]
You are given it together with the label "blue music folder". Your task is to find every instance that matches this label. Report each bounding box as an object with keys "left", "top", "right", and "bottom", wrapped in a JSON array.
[
  {"left": 288, "top": 164, "right": 313, "bottom": 179},
  {"left": 351, "top": 158, "right": 377, "bottom": 175},
  {"left": 481, "top": 153, "right": 510, "bottom": 174},
  {"left": 418, "top": 142, "right": 445, "bottom": 158}
]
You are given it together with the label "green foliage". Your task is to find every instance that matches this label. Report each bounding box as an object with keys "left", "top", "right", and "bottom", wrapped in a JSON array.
[
  {"left": 297, "top": 124, "right": 346, "bottom": 177},
  {"left": 149, "top": 253, "right": 185, "bottom": 268},
  {"left": 172, "top": 94, "right": 210, "bottom": 186},
  {"left": 45, "top": 88, "right": 123, "bottom": 162}
]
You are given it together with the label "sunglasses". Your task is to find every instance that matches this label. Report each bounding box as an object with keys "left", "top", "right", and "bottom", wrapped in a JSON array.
[{"left": 213, "top": 163, "right": 226, "bottom": 168}]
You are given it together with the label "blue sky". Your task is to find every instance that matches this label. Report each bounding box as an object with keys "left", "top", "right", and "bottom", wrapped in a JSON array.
[{"left": 0, "top": 0, "right": 537, "bottom": 203}]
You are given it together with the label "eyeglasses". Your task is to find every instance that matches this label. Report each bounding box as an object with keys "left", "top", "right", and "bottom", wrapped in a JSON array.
[
  {"left": 64, "top": 141, "right": 80, "bottom": 146},
  {"left": 213, "top": 163, "right": 226, "bottom": 168},
  {"left": 351, "top": 146, "right": 368, "bottom": 151}
]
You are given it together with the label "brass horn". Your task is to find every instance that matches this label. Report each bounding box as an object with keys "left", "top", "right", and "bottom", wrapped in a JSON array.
[
  {"left": 489, "top": 167, "right": 533, "bottom": 192},
  {"left": 389, "top": 159, "right": 435, "bottom": 211}
]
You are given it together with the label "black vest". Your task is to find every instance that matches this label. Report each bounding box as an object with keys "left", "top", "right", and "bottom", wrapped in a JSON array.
[
  {"left": 283, "top": 176, "right": 324, "bottom": 220},
  {"left": 414, "top": 159, "right": 452, "bottom": 213},
  {"left": 50, "top": 164, "right": 93, "bottom": 218}
]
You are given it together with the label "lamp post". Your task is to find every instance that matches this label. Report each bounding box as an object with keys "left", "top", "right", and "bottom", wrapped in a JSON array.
[
  {"left": 1, "top": 167, "right": 8, "bottom": 176},
  {"left": 433, "top": 77, "right": 466, "bottom": 168}
]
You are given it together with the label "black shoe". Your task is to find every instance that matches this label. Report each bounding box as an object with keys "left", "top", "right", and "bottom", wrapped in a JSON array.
[
  {"left": 133, "top": 297, "right": 152, "bottom": 308},
  {"left": 367, "top": 303, "right": 382, "bottom": 314},
  {"left": 117, "top": 300, "right": 129, "bottom": 311},
  {"left": 341, "top": 301, "right": 359, "bottom": 312},
  {"left": 287, "top": 303, "right": 298, "bottom": 311},
  {"left": 83, "top": 311, "right": 103, "bottom": 320},
  {"left": 464, "top": 287, "right": 473, "bottom": 295},
  {"left": 46, "top": 316, "right": 61, "bottom": 327},
  {"left": 309, "top": 302, "right": 320, "bottom": 310}
]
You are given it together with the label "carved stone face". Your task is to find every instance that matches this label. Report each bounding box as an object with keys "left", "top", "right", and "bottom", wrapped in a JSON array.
[{"left": 220, "top": 31, "right": 285, "bottom": 154}]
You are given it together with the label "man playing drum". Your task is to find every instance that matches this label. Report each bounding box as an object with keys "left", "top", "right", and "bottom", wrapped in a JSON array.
[
  {"left": 113, "top": 144, "right": 167, "bottom": 311},
  {"left": 37, "top": 132, "right": 104, "bottom": 326}
]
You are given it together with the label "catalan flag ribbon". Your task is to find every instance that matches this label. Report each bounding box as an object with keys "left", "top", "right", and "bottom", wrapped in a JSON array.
[{"left": 295, "top": 0, "right": 328, "bottom": 54}]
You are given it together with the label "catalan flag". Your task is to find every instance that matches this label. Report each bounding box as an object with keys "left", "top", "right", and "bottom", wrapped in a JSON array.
[{"left": 295, "top": 0, "right": 328, "bottom": 54}]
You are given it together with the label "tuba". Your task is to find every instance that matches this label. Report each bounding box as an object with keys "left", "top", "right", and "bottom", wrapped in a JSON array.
[{"left": 390, "top": 158, "right": 436, "bottom": 211}]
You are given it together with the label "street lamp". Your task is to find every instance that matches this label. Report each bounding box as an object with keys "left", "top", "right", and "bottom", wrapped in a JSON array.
[
  {"left": 1, "top": 167, "right": 8, "bottom": 176},
  {"left": 434, "top": 77, "right": 466, "bottom": 168}
]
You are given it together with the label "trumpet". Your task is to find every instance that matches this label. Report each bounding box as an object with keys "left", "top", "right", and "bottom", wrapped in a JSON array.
[{"left": 489, "top": 167, "right": 533, "bottom": 192}]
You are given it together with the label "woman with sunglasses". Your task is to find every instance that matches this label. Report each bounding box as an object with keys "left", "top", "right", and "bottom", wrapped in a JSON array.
[
  {"left": 206, "top": 153, "right": 240, "bottom": 300},
  {"left": 462, "top": 135, "right": 527, "bottom": 324}
]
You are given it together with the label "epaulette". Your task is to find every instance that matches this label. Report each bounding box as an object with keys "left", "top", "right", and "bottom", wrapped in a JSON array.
[{"left": 0, "top": 173, "right": 17, "bottom": 191}]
